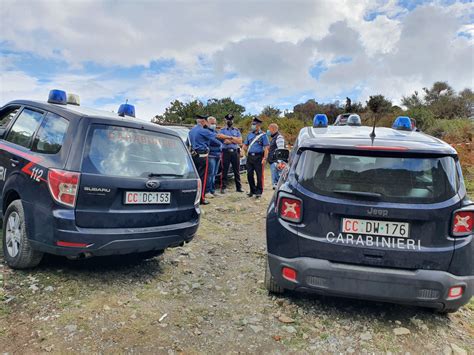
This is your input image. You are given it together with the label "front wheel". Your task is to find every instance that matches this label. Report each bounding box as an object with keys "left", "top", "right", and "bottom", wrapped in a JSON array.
[
  {"left": 2, "top": 200, "right": 43, "bottom": 269},
  {"left": 264, "top": 257, "right": 284, "bottom": 294}
]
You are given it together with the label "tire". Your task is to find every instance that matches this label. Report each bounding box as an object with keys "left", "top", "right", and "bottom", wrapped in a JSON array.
[
  {"left": 2, "top": 200, "right": 43, "bottom": 269},
  {"left": 265, "top": 258, "right": 284, "bottom": 294}
]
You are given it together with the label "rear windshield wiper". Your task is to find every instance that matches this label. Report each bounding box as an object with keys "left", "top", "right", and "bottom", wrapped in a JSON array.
[
  {"left": 332, "top": 190, "right": 382, "bottom": 198},
  {"left": 148, "top": 173, "right": 184, "bottom": 178}
]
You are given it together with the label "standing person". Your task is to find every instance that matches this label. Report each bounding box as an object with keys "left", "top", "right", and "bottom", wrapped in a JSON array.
[
  {"left": 205, "top": 116, "right": 222, "bottom": 198},
  {"left": 219, "top": 114, "right": 244, "bottom": 193},
  {"left": 189, "top": 114, "right": 231, "bottom": 205},
  {"left": 267, "top": 123, "right": 285, "bottom": 189},
  {"left": 243, "top": 117, "right": 269, "bottom": 199}
]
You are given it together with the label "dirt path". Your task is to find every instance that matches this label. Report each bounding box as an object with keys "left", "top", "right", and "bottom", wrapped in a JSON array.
[{"left": 1, "top": 172, "right": 473, "bottom": 353}]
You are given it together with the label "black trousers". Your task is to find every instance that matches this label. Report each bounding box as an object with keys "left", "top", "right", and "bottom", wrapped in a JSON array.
[
  {"left": 246, "top": 154, "right": 264, "bottom": 195},
  {"left": 221, "top": 149, "right": 242, "bottom": 191},
  {"left": 192, "top": 154, "right": 208, "bottom": 201}
]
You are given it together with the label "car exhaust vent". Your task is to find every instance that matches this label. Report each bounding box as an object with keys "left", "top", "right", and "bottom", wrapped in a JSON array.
[
  {"left": 417, "top": 289, "right": 440, "bottom": 300},
  {"left": 306, "top": 276, "right": 328, "bottom": 288}
]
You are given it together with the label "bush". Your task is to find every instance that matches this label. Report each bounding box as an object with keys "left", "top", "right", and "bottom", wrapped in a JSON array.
[
  {"left": 406, "top": 107, "right": 435, "bottom": 131},
  {"left": 424, "top": 119, "right": 473, "bottom": 142}
]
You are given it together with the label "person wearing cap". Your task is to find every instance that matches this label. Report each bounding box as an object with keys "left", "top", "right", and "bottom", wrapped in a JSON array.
[
  {"left": 267, "top": 123, "right": 285, "bottom": 190},
  {"left": 205, "top": 116, "right": 222, "bottom": 198},
  {"left": 243, "top": 117, "right": 270, "bottom": 198},
  {"left": 189, "top": 114, "right": 231, "bottom": 205},
  {"left": 219, "top": 113, "right": 244, "bottom": 193}
]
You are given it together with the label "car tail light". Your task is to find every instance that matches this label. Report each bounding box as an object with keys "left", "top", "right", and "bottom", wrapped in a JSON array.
[
  {"left": 278, "top": 196, "right": 302, "bottom": 223},
  {"left": 451, "top": 210, "right": 474, "bottom": 237},
  {"left": 282, "top": 267, "right": 297, "bottom": 282},
  {"left": 447, "top": 286, "right": 464, "bottom": 300},
  {"left": 57, "top": 241, "right": 89, "bottom": 248},
  {"left": 48, "top": 169, "right": 80, "bottom": 207},
  {"left": 194, "top": 179, "right": 201, "bottom": 206}
]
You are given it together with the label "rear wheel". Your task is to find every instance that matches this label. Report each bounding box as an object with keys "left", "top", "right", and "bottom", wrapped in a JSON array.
[
  {"left": 265, "top": 258, "right": 284, "bottom": 294},
  {"left": 2, "top": 200, "right": 43, "bottom": 269}
]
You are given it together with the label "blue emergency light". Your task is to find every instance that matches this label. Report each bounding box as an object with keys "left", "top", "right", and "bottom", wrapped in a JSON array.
[
  {"left": 313, "top": 113, "right": 328, "bottom": 128},
  {"left": 118, "top": 103, "right": 136, "bottom": 118},
  {"left": 392, "top": 116, "right": 412, "bottom": 131},
  {"left": 47, "top": 89, "right": 67, "bottom": 105}
]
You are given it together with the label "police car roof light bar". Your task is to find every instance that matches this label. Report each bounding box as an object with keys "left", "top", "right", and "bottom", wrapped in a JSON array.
[
  {"left": 313, "top": 114, "right": 328, "bottom": 128},
  {"left": 118, "top": 103, "right": 136, "bottom": 118},
  {"left": 392, "top": 116, "right": 412, "bottom": 131},
  {"left": 67, "top": 93, "right": 80, "bottom": 106},
  {"left": 48, "top": 89, "right": 68, "bottom": 105}
]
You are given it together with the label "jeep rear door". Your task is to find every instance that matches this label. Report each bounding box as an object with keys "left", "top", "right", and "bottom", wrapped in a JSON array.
[
  {"left": 75, "top": 123, "right": 199, "bottom": 229},
  {"left": 291, "top": 148, "right": 460, "bottom": 271}
]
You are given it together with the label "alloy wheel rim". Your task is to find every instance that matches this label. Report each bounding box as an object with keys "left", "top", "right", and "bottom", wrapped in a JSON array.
[{"left": 6, "top": 211, "right": 21, "bottom": 258}]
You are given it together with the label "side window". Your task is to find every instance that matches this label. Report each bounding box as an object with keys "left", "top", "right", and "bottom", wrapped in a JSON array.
[
  {"left": 0, "top": 106, "right": 21, "bottom": 129},
  {"left": 5, "top": 108, "right": 44, "bottom": 148},
  {"left": 32, "top": 113, "right": 69, "bottom": 154}
]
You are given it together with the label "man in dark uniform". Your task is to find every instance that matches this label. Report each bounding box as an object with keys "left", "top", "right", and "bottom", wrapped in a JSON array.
[
  {"left": 243, "top": 117, "right": 270, "bottom": 199},
  {"left": 219, "top": 114, "right": 244, "bottom": 193},
  {"left": 189, "top": 114, "right": 231, "bottom": 205}
]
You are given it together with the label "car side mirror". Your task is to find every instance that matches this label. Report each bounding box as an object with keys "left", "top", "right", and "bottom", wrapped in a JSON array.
[
  {"left": 275, "top": 148, "right": 290, "bottom": 163},
  {"left": 0, "top": 128, "right": 6, "bottom": 139}
]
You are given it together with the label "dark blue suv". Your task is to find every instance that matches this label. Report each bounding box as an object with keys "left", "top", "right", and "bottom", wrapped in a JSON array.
[
  {"left": 265, "top": 123, "right": 473, "bottom": 313},
  {"left": 0, "top": 91, "right": 201, "bottom": 269}
]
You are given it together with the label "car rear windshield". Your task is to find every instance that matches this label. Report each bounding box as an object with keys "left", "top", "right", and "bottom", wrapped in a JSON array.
[
  {"left": 82, "top": 124, "right": 195, "bottom": 178},
  {"left": 296, "top": 150, "right": 458, "bottom": 203}
]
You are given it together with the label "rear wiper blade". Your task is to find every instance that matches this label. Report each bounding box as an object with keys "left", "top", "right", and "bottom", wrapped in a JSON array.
[
  {"left": 332, "top": 190, "right": 382, "bottom": 198},
  {"left": 148, "top": 173, "right": 184, "bottom": 177}
]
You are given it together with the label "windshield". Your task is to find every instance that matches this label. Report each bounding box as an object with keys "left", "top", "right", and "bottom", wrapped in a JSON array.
[
  {"left": 296, "top": 150, "right": 458, "bottom": 203},
  {"left": 82, "top": 124, "right": 195, "bottom": 178}
]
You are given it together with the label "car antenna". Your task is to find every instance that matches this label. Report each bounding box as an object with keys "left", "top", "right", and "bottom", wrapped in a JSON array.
[{"left": 369, "top": 114, "right": 377, "bottom": 144}]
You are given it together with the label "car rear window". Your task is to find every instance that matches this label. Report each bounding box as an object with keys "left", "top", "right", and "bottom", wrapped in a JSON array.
[
  {"left": 82, "top": 124, "right": 195, "bottom": 178},
  {"left": 296, "top": 150, "right": 458, "bottom": 203}
]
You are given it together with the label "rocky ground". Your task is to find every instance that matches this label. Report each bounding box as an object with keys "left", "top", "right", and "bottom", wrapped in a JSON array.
[{"left": 1, "top": 171, "right": 473, "bottom": 354}]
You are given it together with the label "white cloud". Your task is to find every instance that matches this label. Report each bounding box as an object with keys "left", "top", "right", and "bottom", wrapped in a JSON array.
[{"left": 0, "top": 0, "right": 472, "bottom": 115}]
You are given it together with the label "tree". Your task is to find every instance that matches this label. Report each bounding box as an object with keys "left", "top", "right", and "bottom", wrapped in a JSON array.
[
  {"left": 401, "top": 91, "right": 423, "bottom": 109},
  {"left": 423, "top": 81, "right": 455, "bottom": 105},
  {"left": 366, "top": 95, "right": 392, "bottom": 115},
  {"left": 458, "top": 88, "right": 474, "bottom": 118},
  {"left": 153, "top": 97, "right": 246, "bottom": 124},
  {"left": 205, "top": 98, "right": 246, "bottom": 121},
  {"left": 260, "top": 105, "right": 281, "bottom": 118}
]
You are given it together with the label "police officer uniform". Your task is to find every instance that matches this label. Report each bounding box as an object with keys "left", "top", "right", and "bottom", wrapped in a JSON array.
[
  {"left": 188, "top": 115, "right": 221, "bottom": 204},
  {"left": 206, "top": 126, "right": 222, "bottom": 196},
  {"left": 219, "top": 114, "right": 243, "bottom": 193},
  {"left": 244, "top": 118, "right": 270, "bottom": 197}
]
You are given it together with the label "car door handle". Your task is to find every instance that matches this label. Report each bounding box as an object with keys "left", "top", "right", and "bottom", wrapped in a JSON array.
[{"left": 9, "top": 158, "right": 20, "bottom": 166}]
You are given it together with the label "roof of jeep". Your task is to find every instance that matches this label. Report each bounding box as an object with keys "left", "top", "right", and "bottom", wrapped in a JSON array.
[
  {"left": 5, "top": 99, "right": 179, "bottom": 137},
  {"left": 297, "top": 125, "right": 457, "bottom": 155}
]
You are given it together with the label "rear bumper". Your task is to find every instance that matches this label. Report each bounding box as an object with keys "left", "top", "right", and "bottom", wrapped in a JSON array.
[
  {"left": 30, "top": 218, "right": 199, "bottom": 257},
  {"left": 268, "top": 253, "right": 473, "bottom": 310}
]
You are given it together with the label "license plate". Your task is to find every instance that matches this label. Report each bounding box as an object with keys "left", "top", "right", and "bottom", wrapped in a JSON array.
[
  {"left": 342, "top": 218, "right": 410, "bottom": 238},
  {"left": 124, "top": 191, "right": 171, "bottom": 205}
]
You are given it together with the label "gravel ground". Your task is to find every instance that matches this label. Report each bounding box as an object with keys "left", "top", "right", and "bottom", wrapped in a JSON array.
[{"left": 1, "top": 171, "right": 473, "bottom": 354}]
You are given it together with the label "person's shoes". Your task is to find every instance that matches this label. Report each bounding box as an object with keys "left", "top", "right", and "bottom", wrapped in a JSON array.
[
  {"left": 200, "top": 200, "right": 210, "bottom": 205},
  {"left": 255, "top": 194, "right": 262, "bottom": 199},
  {"left": 247, "top": 193, "right": 254, "bottom": 197},
  {"left": 236, "top": 189, "right": 245, "bottom": 193},
  {"left": 207, "top": 193, "right": 215, "bottom": 198},
  {"left": 220, "top": 189, "right": 226, "bottom": 194}
]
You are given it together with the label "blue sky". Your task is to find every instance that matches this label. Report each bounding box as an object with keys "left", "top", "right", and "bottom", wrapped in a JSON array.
[{"left": 1, "top": 0, "right": 472, "bottom": 120}]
